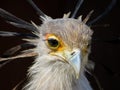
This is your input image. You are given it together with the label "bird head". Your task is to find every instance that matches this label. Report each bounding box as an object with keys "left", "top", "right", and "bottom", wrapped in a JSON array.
[
  {"left": 26, "top": 17, "right": 93, "bottom": 90},
  {"left": 36, "top": 18, "right": 93, "bottom": 78}
]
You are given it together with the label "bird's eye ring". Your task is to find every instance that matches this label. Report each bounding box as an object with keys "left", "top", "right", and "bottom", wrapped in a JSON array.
[{"left": 46, "top": 35, "right": 60, "bottom": 50}]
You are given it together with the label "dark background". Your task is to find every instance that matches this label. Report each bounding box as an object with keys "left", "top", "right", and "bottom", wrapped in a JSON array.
[{"left": 0, "top": 0, "right": 120, "bottom": 90}]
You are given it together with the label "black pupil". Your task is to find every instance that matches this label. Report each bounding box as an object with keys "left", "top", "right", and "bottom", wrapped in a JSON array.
[{"left": 48, "top": 38, "right": 59, "bottom": 47}]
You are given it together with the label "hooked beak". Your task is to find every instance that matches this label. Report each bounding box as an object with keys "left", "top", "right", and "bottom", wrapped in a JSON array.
[
  {"left": 69, "top": 49, "right": 81, "bottom": 79},
  {"left": 50, "top": 49, "right": 81, "bottom": 79}
]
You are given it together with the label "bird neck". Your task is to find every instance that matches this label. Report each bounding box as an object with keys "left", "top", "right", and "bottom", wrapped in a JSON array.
[
  {"left": 23, "top": 55, "right": 92, "bottom": 90},
  {"left": 23, "top": 56, "right": 78, "bottom": 90}
]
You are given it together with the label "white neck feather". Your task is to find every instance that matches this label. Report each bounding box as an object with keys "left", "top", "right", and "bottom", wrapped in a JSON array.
[{"left": 23, "top": 55, "right": 93, "bottom": 90}]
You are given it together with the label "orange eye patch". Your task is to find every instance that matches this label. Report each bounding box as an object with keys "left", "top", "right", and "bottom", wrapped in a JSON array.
[
  {"left": 45, "top": 34, "right": 61, "bottom": 50},
  {"left": 45, "top": 34, "right": 65, "bottom": 51}
]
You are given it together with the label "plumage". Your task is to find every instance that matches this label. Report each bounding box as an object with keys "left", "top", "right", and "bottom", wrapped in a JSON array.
[
  {"left": 22, "top": 17, "right": 93, "bottom": 90},
  {"left": 0, "top": 0, "right": 93, "bottom": 90},
  {"left": 71, "top": 0, "right": 84, "bottom": 18},
  {"left": 0, "top": 0, "right": 116, "bottom": 90},
  {"left": 0, "top": 8, "right": 39, "bottom": 33},
  {"left": 0, "top": 31, "right": 38, "bottom": 38},
  {"left": 2, "top": 42, "right": 36, "bottom": 57},
  {"left": 87, "top": 0, "right": 117, "bottom": 25}
]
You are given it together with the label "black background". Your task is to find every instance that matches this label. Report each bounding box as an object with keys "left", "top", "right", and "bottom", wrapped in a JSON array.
[{"left": 0, "top": 0, "right": 120, "bottom": 90}]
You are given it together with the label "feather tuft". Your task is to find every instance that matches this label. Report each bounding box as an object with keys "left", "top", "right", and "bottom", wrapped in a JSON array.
[
  {"left": 83, "top": 10, "right": 94, "bottom": 24},
  {"left": 63, "top": 12, "right": 71, "bottom": 18}
]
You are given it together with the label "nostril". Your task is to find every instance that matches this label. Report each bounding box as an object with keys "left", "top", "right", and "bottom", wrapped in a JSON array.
[{"left": 71, "top": 52, "right": 75, "bottom": 55}]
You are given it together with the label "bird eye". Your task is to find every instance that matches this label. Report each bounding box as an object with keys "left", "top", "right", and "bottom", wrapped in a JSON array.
[{"left": 46, "top": 35, "right": 60, "bottom": 50}]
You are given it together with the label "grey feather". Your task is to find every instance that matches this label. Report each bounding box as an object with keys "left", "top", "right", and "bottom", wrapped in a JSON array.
[
  {"left": 71, "top": 0, "right": 84, "bottom": 18},
  {"left": 2, "top": 42, "right": 36, "bottom": 57},
  {"left": 27, "top": 0, "right": 52, "bottom": 21},
  {"left": 88, "top": 0, "right": 117, "bottom": 25},
  {"left": 0, "top": 8, "right": 39, "bottom": 33},
  {"left": 0, "top": 31, "right": 38, "bottom": 38},
  {"left": 0, "top": 31, "right": 19, "bottom": 37},
  {"left": 27, "top": 0, "right": 46, "bottom": 17}
]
